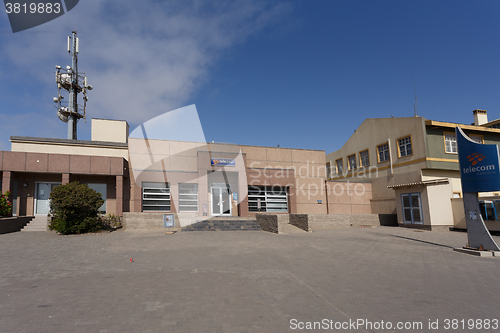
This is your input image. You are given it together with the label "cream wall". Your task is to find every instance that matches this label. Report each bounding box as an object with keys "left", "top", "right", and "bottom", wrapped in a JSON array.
[
  {"left": 421, "top": 169, "right": 462, "bottom": 194},
  {"left": 426, "top": 183, "right": 454, "bottom": 226},
  {"left": 451, "top": 197, "right": 500, "bottom": 232},
  {"left": 91, "top": 119, "right": 129, "bottom": 143},
  {"left": 241, "top": 145, "right": 327, "bottom": 214},
  {"left": 11, "top": 141, "right": 129, "bottom": 160}
]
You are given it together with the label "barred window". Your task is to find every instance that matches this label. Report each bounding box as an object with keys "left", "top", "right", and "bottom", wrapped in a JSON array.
[
  {"left": 142, "top": 182, "right": 170, "bottom": 211},
  {"left": 359, "top": 150, "right": 369, "bottom": 167},
  {"left": 336, "top": 159, "right": 343, "bottom": 174},
  {"left": 398, "top": 136, "right": 412, "bottom": 157},
  {"left": 378, "top": 143, "right": 389, "bottom": 162},
  {"left": 248, "top": 186, "right": 288, "bottom": 212},
  {"left": 348, "top": 154, "right": 357, "bottom": 170},
  {"left": 178, "top": 183, "right": 198, "bottom": 212}
]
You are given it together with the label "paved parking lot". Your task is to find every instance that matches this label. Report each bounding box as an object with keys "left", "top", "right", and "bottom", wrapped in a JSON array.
[{"left": 1, "top": 227, "right": 499, "bottom": 333}]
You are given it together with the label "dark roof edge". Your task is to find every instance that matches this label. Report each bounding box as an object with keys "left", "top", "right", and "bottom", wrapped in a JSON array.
[{"left": 10, "top": 136, "right": 128, "bottom": 148}]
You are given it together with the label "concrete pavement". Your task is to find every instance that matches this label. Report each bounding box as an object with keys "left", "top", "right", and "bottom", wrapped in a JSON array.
[{"left": 1, "top": 227, "right": 499, "bottom": 332}]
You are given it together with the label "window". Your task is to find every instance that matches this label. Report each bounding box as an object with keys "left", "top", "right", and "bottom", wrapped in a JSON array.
[
  {"left": 326, "top": 162, "right": 331, "bottom": 179},
  {"left": 335, "top": 159, "right": 343, "bottom": 175},
  {"left": 377, "top": 143, "right": 389, "bottom": 163},
  {"left": 401, "top": 193, "right": 423, "bottom": 224},
  {"left": 359, "top": 150, "right": 369, "bottom": 167},
  {"left": 178, "top": 183, "right": 198, "bottom": 212},
  {"left": 444, "top": 133, "right": 458, "bottom": 153},
  {"left": 445, "top": 133, "right": 482, "bottom": 153},
  {"left": 398, "top": 136, "right": 413, "bottom": 157},
  {"left": 479, "top": 201, "right": 497, "bottom": 221},
  {"left": 248, "top": 186, "right": 288, "bottom": 212},
  {"left": 470, "top": 135, "right": 483, "bottom": 144},
  {"left": 87, "top": 183, "right": 107, "bottom": 213},
  {"left": 142, "top": 182, "right": 170, "bottom": 211},
  {"left": 348, "top": 154, "right": 357, "bottom": 170}
]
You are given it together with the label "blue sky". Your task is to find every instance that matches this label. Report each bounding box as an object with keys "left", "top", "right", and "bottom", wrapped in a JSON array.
[{"left": 1, "top": 0, "right": 499, "bottom": 154}]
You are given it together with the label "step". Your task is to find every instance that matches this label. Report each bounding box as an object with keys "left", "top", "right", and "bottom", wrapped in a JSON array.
[
  {"left": 21, "top": 216, "right": 49, "bottom": 232},
  {"left": 181, "top": 219, "right": 262, "bottom": 232}
]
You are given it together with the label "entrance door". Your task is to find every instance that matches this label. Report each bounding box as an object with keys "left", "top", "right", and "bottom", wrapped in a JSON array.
[
  {"left": 35, "top": 183, "right": 60, "bottom": 215},
  {"left": 401, "top": 193, "right": 423, "bottom": 224},
  {"left": 211, "top": 186, "right": 231, "bottom": 216}
]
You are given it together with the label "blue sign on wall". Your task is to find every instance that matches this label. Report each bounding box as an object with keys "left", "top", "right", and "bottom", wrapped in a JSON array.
[
  {"left": 211, "top": 158, "right": 235, "bottom": 166},
  {"left": 456, "top": 127, "right": 500, "bottom": 193}
]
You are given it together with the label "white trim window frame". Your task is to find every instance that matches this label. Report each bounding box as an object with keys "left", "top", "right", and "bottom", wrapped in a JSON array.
[
  {"left": 178, "top": 183, "right": 198, "bottom": 212},
  {"left": 444, "top": 133, "right": 458, "bottom": 153},
  {"left": 248, "top": 186, "right": 288, "bottom": 213}
]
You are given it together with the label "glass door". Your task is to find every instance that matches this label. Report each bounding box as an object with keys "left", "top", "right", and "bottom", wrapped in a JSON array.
[
  {"left": 211, "top": 186, "right": 231, "bottom": 216},
  {"left": 35, "top": 183, "right": 60, "bottom": 215}
]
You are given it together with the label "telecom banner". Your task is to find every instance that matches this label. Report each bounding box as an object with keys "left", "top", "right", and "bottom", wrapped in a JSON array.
[{"left": 456, "top": 127, "right": 500, "bottom": 193}]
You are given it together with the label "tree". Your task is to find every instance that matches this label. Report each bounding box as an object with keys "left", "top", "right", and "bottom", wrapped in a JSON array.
[{"left": 48, "top": 182, "right": 104, "bottom": 235}]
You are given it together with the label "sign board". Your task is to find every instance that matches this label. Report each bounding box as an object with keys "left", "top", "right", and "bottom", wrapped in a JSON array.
[
  {"left": 232, "top": 192, "right": 238, "bottom": 201},
  {"left": 456, "top": 127, "right": 500, "bottom": 193},
  {"left": 211, "top": 158, "right": 235, "bottom": 167},
  {"left": 163, "top": 214, "right": 175, "bottom": 228},
  {"left": 456, "top": 127, "right": 500, "bottom": 251}
]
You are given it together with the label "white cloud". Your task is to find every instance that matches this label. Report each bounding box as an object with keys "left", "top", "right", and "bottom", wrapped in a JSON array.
[{"left": 1, "top": 0, "right": 293, "bottom": 128}]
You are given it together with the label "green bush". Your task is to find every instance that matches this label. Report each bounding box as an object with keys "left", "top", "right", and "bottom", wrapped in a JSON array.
[
  {"left": 0, "top": 191, "right": 12, "bottom": 217},
  {"left": 48, "top": 182, "right": 104, "bottom": 235}
]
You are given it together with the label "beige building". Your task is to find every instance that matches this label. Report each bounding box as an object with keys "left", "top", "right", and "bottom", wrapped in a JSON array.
[
  {"left": 3, "top": 118, "right": 355, "bottom": 226},
  {"left": 326, "top": 110, "right": 500, "bottom": 231}
]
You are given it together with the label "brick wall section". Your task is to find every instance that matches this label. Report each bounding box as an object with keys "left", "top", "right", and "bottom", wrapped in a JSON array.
[
  {"left": 290, "top": 214, "right": 398, "bottom": 231},
  {"left": 289, "top": 214, "right": 310, "bottom": 232},
  {"left": 122, "top": 212, "right": 198, "bottom": 231},
  {"left": 255, "top": 214, "right": 278, "bottom": 234}
]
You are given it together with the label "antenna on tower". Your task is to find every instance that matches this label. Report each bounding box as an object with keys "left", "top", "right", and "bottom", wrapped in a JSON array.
[
  {"left": 54, "top": 30, "right": 93, "bottom": 140},
  {"left": 411, "top": 66, "right": 418, "bottom": 117}
]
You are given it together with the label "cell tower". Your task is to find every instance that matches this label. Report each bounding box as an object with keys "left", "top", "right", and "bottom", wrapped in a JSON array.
[{"left": 53, "top": 31, "right": 93, "bottom": 140}]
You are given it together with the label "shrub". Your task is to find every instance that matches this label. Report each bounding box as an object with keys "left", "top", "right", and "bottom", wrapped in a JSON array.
[
  {"left": 0, "top": 191, "right": 12, "bottom": 217},
  {"left": 48, "top": 182, "right": 104, "bottom": 235}
]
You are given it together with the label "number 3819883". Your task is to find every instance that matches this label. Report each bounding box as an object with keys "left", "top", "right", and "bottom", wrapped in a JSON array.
[{"left": 5, "top": 3, "right": 61, "bottom": 14}]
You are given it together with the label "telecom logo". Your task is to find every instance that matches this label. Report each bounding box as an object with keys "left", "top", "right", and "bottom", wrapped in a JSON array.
[
  {"left": 463, "top": 152, "right": 495, "bottom": 174},
  {"left": 467, "top": 152, "right": 485, "bottom": 166},
  {"left": 4, "top": 0, "right": 79, "bottom": 33}
]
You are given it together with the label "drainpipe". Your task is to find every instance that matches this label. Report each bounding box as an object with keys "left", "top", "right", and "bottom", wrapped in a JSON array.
[
  {"left": 388, "top": 138, "right": 394, "bottom": 175},
  {"left": 324, "top": 180, "right": 329, "bottom": 215}
]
